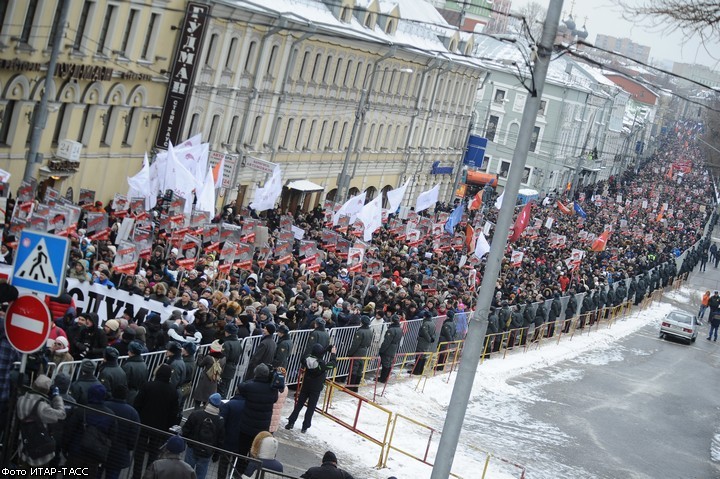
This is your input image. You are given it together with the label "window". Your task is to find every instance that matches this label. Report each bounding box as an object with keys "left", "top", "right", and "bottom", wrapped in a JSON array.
[
  {"left": 248, "top": 115, "right": 261, "bottom": 146},
  {"left": 529, "top": 126, "right": 540, "bottom": 152},
  {"left": 375, "top": 125, "right": 384, "bottom": 150},
  {"left": 343, "top": 60, "right": 353, "bottom": 87},
  {"left": 47, "top": 1, "right": 64, "bottom": 48},
  {"left": 538, "top": 99, "right": 547, "bottom": 116},
  {"left": 52, "top": 104, "right": 68, "bottom": 146},
  {"left": 322, "top": 55, "right": 333, "bottom": 84},
  {"left": 73, "top": 1, "right": 93, "bottom": 51},
  {"left": 97, "top": 5, "right": 116, "bottom": 55},
  {"left": 486, "top": 115, "right": 499, "bottom": 142},
  {"left": 513, "top": 93, "right": 526, "bottom": 112},
  {"left": 20, "top": 0, "right": 39, "bottom": 44},
  {"left": 522, "top": 167, "right": 531, "bottom": 185},
  {"left": 327, "top": 121, "right": 338, "bottom": 150},
  {"left": 204, "top": 34, "right": 218, "bottom": 66},
  {"left": 493, "top": 89, "right": 506, "bottom": 104},
  {"left": 305, "top": 120, "right": 316, "bottom": 149},
  {"left": 339, "top": 122, "right": 349, "bottom": 149},
  {"left": 120, "top": 9, "right": 138, "bottom": 57},
  {"left": 0, "top": 101, "right": 15, "bottom": 145},
  {"left": 208, "top": 114, "right": 221, "bottom": 145},
  {"left": 294, "top": 119, "right": 306, "bottom": 150},
  {"left": 340, "top": 7, "right": 351, "bottom": 22},
  {"left": 100, "top": 106, "right": 115, "bottom": 146},
  {"left": 77, "top": 106, "right": 90, "bottom": 144},
  {"left": 188, "top": 113, "right": 200, "bottom": 137},
  {"left": 317, "top": 121, "right": 328, "bottom": 149},
  {"left": 480, "top": 155, "right": 490, "bottom": 172},
  {"left": 0, "top": 2, "right": 9, "bottom": 36},
  {"left": 298, "top": 51, "right": 310, "bottom": 81},
  {"left": 243, "top": 41, "right": 257, "bottom": 73},
  {"left": 227, "top": 115, "right": 239, "bottom": 144},
  {"left": 364, "top": 13, "right": 376, "bottom": 29},
  {"left": 122, "top": 107, "right": 136, "bottom": 146},
  {"left": 281, "top": 119, "right": 294, "bottom": 149},
  {"left": 310, "top": 53, "right": 322, "bottom": 82},
  {"left": 266, "top": 45, "right": 278, "bottom": 75},
  {"left": 498, "top": 160, "right": 510, "bottom": 179},
  {"left": 141, "top": 13, "right": 159, "bottom": 60},
  {"left": 225, "top": 38, "right": 238, "bottom": 69},
  {"left": 332, "top": 58, "right": 342, "bottom": 85}
]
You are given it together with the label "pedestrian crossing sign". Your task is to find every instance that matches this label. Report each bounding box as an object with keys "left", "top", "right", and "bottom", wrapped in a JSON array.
[{"left": 12, "top": 229, "right": 70, "bottom": 296}]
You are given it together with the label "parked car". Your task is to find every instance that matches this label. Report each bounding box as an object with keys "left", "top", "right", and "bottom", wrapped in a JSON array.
[{"left": 659, "top": 310, "right": 698, "bottom": 343}]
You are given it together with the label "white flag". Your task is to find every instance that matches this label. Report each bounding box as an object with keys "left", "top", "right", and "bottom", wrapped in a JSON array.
[
  {"left": 415, "top": 184, "right": 440, "bottom": 213},
  {"left": 386, "top": 181, "right": 409, "bottom": 213},
  {"left": 474, "top": 231, "right": 490, "bottom": 259},
  {"left": 127, "top": 153, "right": 156, "bottom": 210},
  {"left": 333, "top": 192, "right": 367, "bottom": 226},
  {"left": 174, "top": 142, "right": 209, "bottom": 181},
  {"left": 356, "top": 195, "right": 383, "bottom": 241},
  {"left": 196, "top": 167, "right": 216, "bottom": 215},
  {"left": 494, "top": 191, "right": 505, "bottom": 209},
  {"left": 164, "top": 142, "right": 198, "bottom": 215},
  {"left": 250, "top": 165, "right": 283, "bottom": 212}
]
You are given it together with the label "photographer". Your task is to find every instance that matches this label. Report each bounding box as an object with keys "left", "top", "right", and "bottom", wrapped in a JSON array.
[{"left": 71, "top": 312, "right": 107, "bottom": 360}]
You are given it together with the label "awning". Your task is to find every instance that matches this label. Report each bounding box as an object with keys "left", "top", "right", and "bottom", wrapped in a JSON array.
[{"left": 286, "top": 180, "right": 324, "bottom": 192}]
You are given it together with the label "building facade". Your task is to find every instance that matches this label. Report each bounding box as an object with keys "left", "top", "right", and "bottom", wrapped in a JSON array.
[
  {"left": 594, "top": 34, "right": 651, "bottom": 64},
  {"left": 0, "top": 0, "right": 186, "bottom": 201},
  {"left": 184, "top": 0, "right": 486, "bottom": 211}
]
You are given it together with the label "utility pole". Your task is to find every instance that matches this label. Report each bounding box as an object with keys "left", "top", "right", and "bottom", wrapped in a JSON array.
[
  {"left": 24, "top": 0, "right": 70, "bottom": 182},
  {"left": 430, "top": 1, "right": 564, "bottom": 477}
]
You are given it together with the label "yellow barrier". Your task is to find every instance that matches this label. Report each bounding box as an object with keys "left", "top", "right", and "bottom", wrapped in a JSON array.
[{"left": 319, "top": 380, "right": 393, "bottom": 468}]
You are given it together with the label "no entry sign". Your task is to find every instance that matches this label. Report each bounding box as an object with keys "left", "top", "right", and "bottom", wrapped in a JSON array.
[{"left": 5, "top": 295, "right": 51, "bottom": 354}]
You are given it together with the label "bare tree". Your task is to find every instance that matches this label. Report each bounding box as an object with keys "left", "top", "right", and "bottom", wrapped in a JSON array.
[
  {"left": 620, "top": 1, "right": 720, "bottom": 44},
  {"left": 512, "top": 1, "right": 546, "bottom": 42}
]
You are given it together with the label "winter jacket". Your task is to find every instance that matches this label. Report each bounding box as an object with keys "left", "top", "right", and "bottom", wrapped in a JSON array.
[
  {"left": 534, "top": 303, "right": 547, "bottom": 327},
  {"left": 303, "top": 327, "right": 330, "bottom": 359},
  {"left": 347, "top": 325, "right": 373, "bottom": 358},
  {"left": 301, "top": 462, "right": 355, "bottom": 479},
  {"left": 548, "top": 298, "right": 562, "bottom": 322},
  {"left": 416, "top": 318, "right": 436, "bottom": 352},
  {"left": 565, "top": 295, "right": 577, "bottom": 319},
  {"left": 486, "top": 311, "right": 500, "bottom": 335},
  {"left": 142, "top": 454, "right": 196, "bottom": 479},
  {"left": 300, "top": 352, "right": 336, "bottom": 394},
  {"left": 98, "top": 361, "right": 127, "bottom": 396},
  {"left": 75, "top": 327, "right": 108, "bottom": 359},
  {"left": 236, "top": 376, "right": 279, "bottom": 437},
  {"left": 166, "top": 354, "right": 186, "bottom": 390},
  {"left": 45, "top": 293, "right": 75, "bottom": 321},
  {"left": 16, "top": 392, "right": 66, "bottom": 465},
  {"left": 246, "top": 334, "right": 277, "bottom": 380},
  {"left": 272, "top": 336, "right": 293, "bottom": 369},
  {"left": 221, "top": 336, "right": 243, "bottom": 381},
  {"left": 134, "top": 380, "right": 180, "bottom": 431},
  {"left": 438, "top": 319, "right": 456, "bottom": 350},
  {"left": 219, "top": 395, "right": 246, "bottom": 452},
  {"left": 269, "top": 385, "right": 288, "bottom": 433},
  {"left": 122, "top": 355, "right": 149, "bottom": 406},
  {"left": 193, "top": 353, "right": 225, "bottom": 403},
  {"left": 182, "top": 407, "right": 225, "bottom": 458},
  {"left": 105, "top": 398, "right": 140, "bottom": 470},
  {"left": 378, "top": 323, "right": 402, "bottom": 367},
  {"left": 69, "top": 375, "right": 102, "bottom": 405},
  {"left": 63, "top": 402, "right": 118, "bottom": 461},
  {"left": 242, "top": 434, "right": 284, "bottom": 479}
]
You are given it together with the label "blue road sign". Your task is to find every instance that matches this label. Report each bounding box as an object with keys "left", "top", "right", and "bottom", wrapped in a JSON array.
[{"left": 12, "top": 229, "right": 70, "bottom": 296}]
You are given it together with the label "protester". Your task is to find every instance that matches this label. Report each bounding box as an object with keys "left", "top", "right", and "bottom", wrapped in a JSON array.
[
  {"left": 286, "top": 344, "right": 337, "bottom": 433},
  {"left": 181, "top": 393, "right": 225, "bottom": 479},
  {"left": 16, "top": 375, "right": 66, "bottom": 466},
  {"left": 301, "top": 451, "right": 355, "bottom": 479},
  {"left": 142, "top": 435, "right": 196, "bottom": 479}
]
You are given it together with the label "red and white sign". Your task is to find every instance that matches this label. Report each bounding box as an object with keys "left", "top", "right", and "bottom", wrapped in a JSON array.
[{"left": 5, "top": 295, "right": 52, "bottom": 354}]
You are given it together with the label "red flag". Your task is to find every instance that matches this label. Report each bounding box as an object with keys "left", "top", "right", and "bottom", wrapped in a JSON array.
[
  {"left": 656, "top": 204, "right": 666, "bottom": 222},
  {"left": 665, "top": 165, "right": 673, "bottom": 180},
  {"left": 591, "top": 230, "right": 611, "bottom": 251},
  {"left": 465, "top": 224, "right": 474, "bottom": 251},
  {"left": 556, "top": 200, "right": 572, "bottom": 215},
  {"left": 469, "top": 192, "right": 482, "bottom": 211},
  {"left": 509, "top": 202, "right": 533, "bottom": 243}
]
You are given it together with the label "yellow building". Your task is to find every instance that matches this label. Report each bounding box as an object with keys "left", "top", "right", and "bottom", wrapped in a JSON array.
[
  {"left": 0, "top": 0, "right": 187, "bottom": 202},
  {"left": 185, "top": 0, "right": 485, "bottom": 212}
]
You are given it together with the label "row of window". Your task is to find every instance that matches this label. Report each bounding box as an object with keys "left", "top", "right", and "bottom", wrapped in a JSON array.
[
  {"left": 486, "top": 114, "right": 542, "bottom": 152},
  {"left": 5, "top": 1, "right": 161, "bottom": 61}
]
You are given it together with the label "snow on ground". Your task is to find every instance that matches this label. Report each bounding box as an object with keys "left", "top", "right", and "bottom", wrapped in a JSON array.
[{"left": 280, "top": 291, "right": 686, "bottom": 478}]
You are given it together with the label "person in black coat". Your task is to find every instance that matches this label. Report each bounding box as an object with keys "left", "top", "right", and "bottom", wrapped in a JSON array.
[
  {"left": 218, "top": 392, "right": 247, "bottom": 479},
  {"left": 104, "top": 385, "right": 140, "bottom": 479},
  {"left": 286, "top": 343, "right": 336, "bottom": 433},
  {"left": 245, "top": 324, "right": 277, "bottom": 381},
  {"left": 435, "top": 311, "right": 456, "bottom": 371},
  {"left": 301, "top": 451, "right": 355, "bottom": 479},
  {"left": 63, "top": 384, "right": 118, "bottom": 479},
  {"left": 378, "top": 316, "right": 402, "bottom": 383},
  {"left": 131, "top": 364, "right": 179, "bottom": 479},
  {"left": 235, "top": 363, "right": 279, "bottom": 468}
]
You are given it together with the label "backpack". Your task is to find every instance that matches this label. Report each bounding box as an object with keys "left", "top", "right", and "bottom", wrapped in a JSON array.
[
  {"left": 206, "top": 357, "right": 222, "bottom": 382},
  {"left": 193, "top": 415, "right": 218, "bottom": 457},
  {"left": 80, "top": 410, "right": 111, "bottom": 463},
  {"left": 19, "top": 398, "right": 56, "bottom": 460}
]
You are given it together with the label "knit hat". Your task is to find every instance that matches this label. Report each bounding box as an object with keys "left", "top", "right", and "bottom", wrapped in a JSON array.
[
  {"left": 277, "top": 325, "right": 289, "bottom": 336},
  {"left": 264, "top": 323, "right": 276, "bottom": 335},
  {"left": 155, "top": 364, "right": 172, "bottom": 382},
  {"left": 224, "top": 322, "right": 239, "bottom": 335},
  {"left": 311, "top": 343, "right": 325, "bottom": 357},
  {"left": 134, "top": 326, "right": 147, "bottom": 342},
  {"left": 314, "top": 317, "right": 326, "bottom": 327},
  {"left": 208, "top": 393, "right": 222, "bottom": 407},
  {"left": 122, "top": 328, "right": 136, "bottom": 341},
  {"left": 104, "top": 347, "right": 119, "bottom": 360},
  {"left": 390, "top": 314, "right": 400, "bottom": 323},
  {"left": 128, "top": 341, "right": 144, "bottom": 355},
  {"left": 164, "top": 435, "right": 186, "bottom": 454},
  {"left": 267, "top": 304, "right": 277, "bottom": 315},
  {"left": 210, "top": 340, "right": 222, "bottom": 353},
  {"left": 32, "top": 375, "right": 52, "bottom": 394},
  {"left": 254, "top": 363, "right": 270, "bottom": 379},
  {"left": 198, "top": 298, "right": 209, "bottom": 309},
  {"left": 54, "top": 336, "right": 69, "bottom": 353},
  {"left": 53, "top": 372, "right": 71, "bottom": 394},
  {"left": 81, "top": 359, "right": 96, "bottom": 375},
  {"left": 104, "top": 319, "right": 119, "bottom": 332},
  {"left": 322, "top": 451, "right": 337, "bottom": 463},
  {"left": 360, "top": 315, "right": 372, "bottom": 326},
  {"left": 182, "top": 341, "right": 197, "bottom": 355},
  {"left": 87, "top": 384, "right": 107, "bottom": 404}
]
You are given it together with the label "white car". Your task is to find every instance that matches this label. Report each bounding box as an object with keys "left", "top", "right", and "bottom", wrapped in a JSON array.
[{"left": 659, "top": 310, "right": 698, "bottom": 344}]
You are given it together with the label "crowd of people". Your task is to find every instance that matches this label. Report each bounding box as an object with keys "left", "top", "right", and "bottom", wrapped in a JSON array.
[{"left": 0, "top": 122, "right": 716, "bottom": 478}]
